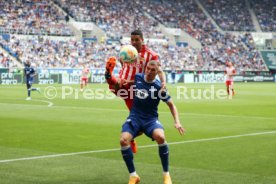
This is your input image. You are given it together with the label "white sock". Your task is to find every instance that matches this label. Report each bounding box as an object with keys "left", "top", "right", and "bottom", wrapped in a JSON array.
[
  {"left": 163, "top": 172, "right": 170, "bottom": 176},
  {"left": 130, "top": 171, "right": 137, "bottom": 177}
]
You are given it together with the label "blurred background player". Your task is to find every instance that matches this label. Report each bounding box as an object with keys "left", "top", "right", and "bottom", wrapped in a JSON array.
[
  {"left": 171, "top": 65, "right": 177, "bottom": 85},
  {"left": 24, "top": 61, "right": 40, "bottom": 100},
  {"left": 120, "top": 60, "right": 185, "bottom": 184},
  {"left": 225, "top": 61, "right": 236, "bottom": 97},
  {"left": 80, "top": 65, "right": 90, "bottom": 92},
  {"left": 105, "top": 30, "right": 167, "bottom": 153}
]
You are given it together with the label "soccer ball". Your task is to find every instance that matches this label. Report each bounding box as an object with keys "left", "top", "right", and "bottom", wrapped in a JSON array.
[{"left": 119, "top": 45, "right": 138, "bottom": 63}]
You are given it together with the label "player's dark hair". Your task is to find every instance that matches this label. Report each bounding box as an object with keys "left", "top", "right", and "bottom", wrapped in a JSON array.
[{"left": 131, "top": 30, "right": 143, "bottom": 39}]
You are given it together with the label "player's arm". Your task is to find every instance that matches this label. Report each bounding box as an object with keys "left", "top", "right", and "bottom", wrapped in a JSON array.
[
  {"left": 166, "top": 99, "right": 185, "bottom": 135},
  {"left": 158, "top": 66, "right": 166, "bottom": 90},
  {"left": 228, "top": 70, "right": 236, "bottom": 77},
  {"left": 153, "top": 55, "right": 166, "bottom": 90},
  {"left": 232, "top": 69, "right": 236, "bottom": 76},
  {"left": 119, "top": 58, "right": 123, "bottom": 66},
  {"left": 123, "top": 79, "right": 134, "bottom": 86},
  {"left": 31, "top": 69, "right": 37, "bottom": 77}
]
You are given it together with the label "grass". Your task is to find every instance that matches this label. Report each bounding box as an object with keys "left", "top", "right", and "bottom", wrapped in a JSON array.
[{"left": 0, "top": 83, "right": 276, "bottom": 184}]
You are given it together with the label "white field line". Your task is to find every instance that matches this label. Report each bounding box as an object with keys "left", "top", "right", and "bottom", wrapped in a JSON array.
[
  {"left": 31, "top": 99, "right": 54, "bottom": 107},
  {"left": 0, "top": 99, "right": 53, "bottom": 107},
  {"left": 0, "top": 130, "right": 275, "bottom": 164},
  {"left": 0, "top": 103, "right": 275, "bottom": 120}
]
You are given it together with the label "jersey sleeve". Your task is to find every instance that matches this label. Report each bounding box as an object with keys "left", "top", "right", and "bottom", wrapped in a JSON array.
[
  {"left": 160, "top": 90, "right": 171, "bottom": 102},
  {"left": 134, "top": 74, "right": 138, "bottom": 83},
  {"left": 134, "top": 74, "right": 142, "bottom": 84},
  {"left": 151, "top": 54, "right": 159, "bottom": 61},
  {"left": 31, "top": 68, "right": 35, "bottom": 75}
]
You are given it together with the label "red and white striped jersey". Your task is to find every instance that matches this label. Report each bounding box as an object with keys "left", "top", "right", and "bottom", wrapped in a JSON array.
[
  {"left": 81, "top": 67, "right": 90, "bottom": 78},
  {"left": 225, "top": 66, "right": 236, "bottom": 81},
  {"left": 119, "top": 44, "right": 159, "bottom": 81}
]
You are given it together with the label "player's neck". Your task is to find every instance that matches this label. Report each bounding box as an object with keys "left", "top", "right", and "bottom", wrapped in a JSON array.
[{"left": 144, "top": 75, "right": 155, "bottom": 83}]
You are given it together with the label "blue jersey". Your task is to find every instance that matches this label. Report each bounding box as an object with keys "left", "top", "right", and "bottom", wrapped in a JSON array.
[
  {"left": 130, "top": 73, "right": 171, "bottom": 120},
  {"left": 24, "top": 67, "right": 36, "bottom": 85},
  {"left": 24, "top": 67, "right": 35, "bottom": 80}
]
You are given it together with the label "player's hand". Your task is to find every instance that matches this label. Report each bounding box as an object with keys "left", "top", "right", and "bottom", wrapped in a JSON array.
[
  {"left": 175, "top": 122, "right": 185, "bottom": 136},
  {"left": 122, "top": 79, "right": 134, "bottom": 86}
]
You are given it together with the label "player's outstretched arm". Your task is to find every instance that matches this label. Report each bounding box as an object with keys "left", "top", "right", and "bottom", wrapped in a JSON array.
[
  {"left": 157, "top": 66, "right": 166, "bottom": 90},
  {"left": 119, "top": 58, "right": 123, "bottom": 66},
  {"left": 166, "top": 99, "right": 185, "bottom": 135}
]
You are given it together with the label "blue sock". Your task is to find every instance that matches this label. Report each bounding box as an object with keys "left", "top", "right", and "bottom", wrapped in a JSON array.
[
  {"left": 159, "top": 143, "right": 169, "bottom": 172},
  {"left": 121, "top": 146, "right": 135, "bottom": 173},
  {"left": 28, "top": 89, "right": 31, "bottom": 97}
]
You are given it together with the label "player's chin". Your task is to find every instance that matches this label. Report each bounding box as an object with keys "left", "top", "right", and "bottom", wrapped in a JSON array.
[
  {"left": 147, "top": 75, "right": 154, "bottom": 81},
  {"left": 132, "top": 45, "right": 139, "bottom": 50}
]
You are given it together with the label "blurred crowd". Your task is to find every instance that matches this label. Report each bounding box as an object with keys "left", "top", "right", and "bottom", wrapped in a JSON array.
[
  {"left": 0, "top": 34, "right": 267, "bottom": 72},
  {"left": 0, "top": 36, "right": 119, "bottom": 68},
  {"left": 250, "top": 0, "right": 276, "bottom": 32},
  {"left": 0, "top": 49, "right": 15, "bottom": 68},
  {"left": 0, "top": 0, "right": 73, "bottom": 36},
  {"left": 54, "top": 0, "right": 166, "bottom": 39},
  {"left": 0, "top": 0, "right": 273, "bottom": 72},
  {"left": 200, "top": 0, "right": 255, "bottom": 31}
]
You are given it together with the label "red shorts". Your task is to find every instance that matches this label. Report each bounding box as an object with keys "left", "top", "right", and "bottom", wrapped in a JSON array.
[
  {"left": 81, "top": 77, "right": 88, "bottom": 84},
  {"left": 226, "top": 80, "right": 233, "bottom": 86},
  {"left": 108, "top": 78, "right": 134, "bottom": 110}
]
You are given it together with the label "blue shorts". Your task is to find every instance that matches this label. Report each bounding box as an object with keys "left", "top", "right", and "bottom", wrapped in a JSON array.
[
  {"left": 121, "top": 115, "right": 164, "bottom": 139},
  {"left": 27, "top": 78, "right": 34, "bottom": 85},
  {"left": 27, "top": 80, "right": 33, "bottom": 85}
]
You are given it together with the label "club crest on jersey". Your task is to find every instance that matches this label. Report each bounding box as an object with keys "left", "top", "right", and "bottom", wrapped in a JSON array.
[{"left": 135, "top": 89, "right": 149, "bottom": 99}]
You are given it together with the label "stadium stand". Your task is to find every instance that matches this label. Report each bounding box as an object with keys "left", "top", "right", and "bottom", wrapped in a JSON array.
[
  {"left": 53, "top": 0, "right": 165, "bottom": 39},
  {"left": 0, "top": 0, "right": 74, "bottom": 36},
  {"left": 0, "top": 35, "right": 120, "bottom": 68},
  {"left": 199, "top": 0, "right": 255, "bottom": 31},
  {"left": 0, "top": 0, "right": 273, "bottom": 72},
  {"left": 0, "top": 48, "right": 18, "bottom": 68},
  {"left": 250, "top": 0, "right": 276, "bottom": 32}
]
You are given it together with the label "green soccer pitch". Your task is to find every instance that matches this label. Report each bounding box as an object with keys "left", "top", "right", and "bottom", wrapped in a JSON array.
[{"left": 0, "top": 83, "right": 276, "bottom": 184}]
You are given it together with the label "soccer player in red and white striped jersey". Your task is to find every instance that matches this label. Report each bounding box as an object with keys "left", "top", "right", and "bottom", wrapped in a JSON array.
[
  {"left": 105, "top": 30, "right": 166, "bottom": 110},
  {"left": 119, "top": 39, "right": 159, "bottom": 82},
  {"left": 225, "top": 61, "right": 236, "bottom": 97},
  {"left": 80, "top": 65, "right": 90, "bottom": 92}
]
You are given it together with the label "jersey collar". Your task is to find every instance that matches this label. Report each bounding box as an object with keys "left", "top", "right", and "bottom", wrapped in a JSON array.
[
  {"left": 140, "top": 44, "right": 146, "bottom": 53},
  {"left": 143, "top": 75, "right": 156, "bottom": 83}
]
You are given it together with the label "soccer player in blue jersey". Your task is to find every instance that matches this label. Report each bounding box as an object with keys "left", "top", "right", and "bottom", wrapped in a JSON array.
[
  {"left": 24, "top": 61, "right": 40, "bottom": 100},
  {"left": 120, "top": 60, "right": 185, "bottom": 184}
]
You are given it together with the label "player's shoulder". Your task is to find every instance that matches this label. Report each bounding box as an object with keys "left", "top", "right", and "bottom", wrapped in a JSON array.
[
  {"left": 153, "top": 79, "right": 162, "bottom": 88},
  {"left": 143, "top": 45, "right": 158, "bottom": 58},
  {"left": 135, "top": 73, "right": 144, "bottom": 81}
]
